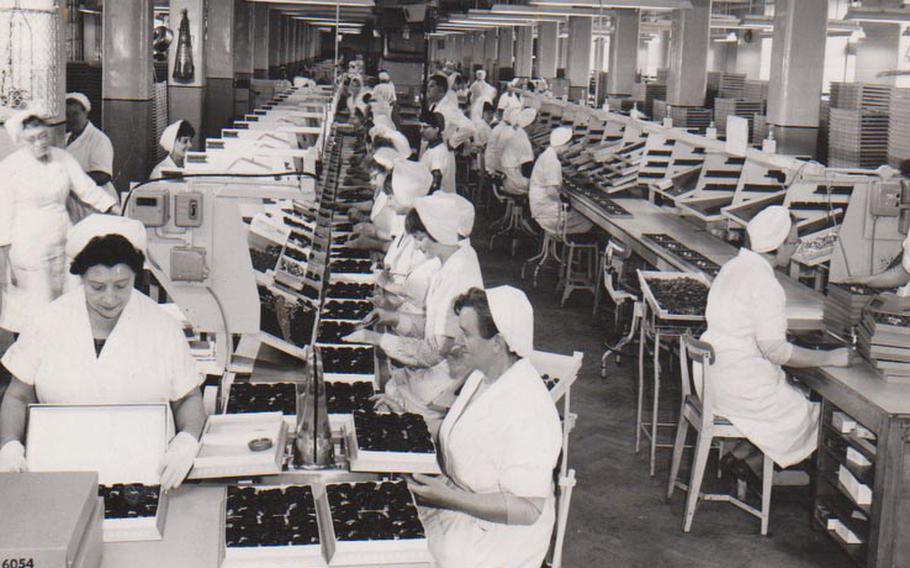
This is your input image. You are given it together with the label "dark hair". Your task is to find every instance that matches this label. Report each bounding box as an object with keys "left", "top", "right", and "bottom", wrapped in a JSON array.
[
  {"left": 419, "top": 111, "right": 445, "bottom": 132},
  {"left": 21, "top": 115, "right": 49, "bottom": 130},
  {"left": 404, "top": 208, "right": 431, "bottom": 238},
  {"left": 427, "top": 74, "right": 448, "bottom": 92},
  {"left": 372, "top": 137, "right": 394, "bottom": 150},
  {"left": 70, "top": 234, "right": 145, "bottom": 276},
  {"left": 453, "top": 287, "right": 499, "bottom": 339},
  {"left": 482, "top": 102, "right": 494, "bottom": 114},
  {"left": 177, "top": 120, "right": 196, "bottom": 140},
  {"left": 901, "top": 159, "right": 910, "bottom": 178}
]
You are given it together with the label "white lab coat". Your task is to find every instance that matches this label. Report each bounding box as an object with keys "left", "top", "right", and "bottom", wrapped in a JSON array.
[
  {"left": 500, "top": 128, "right": 534, "bottom": 196},
  {"left": 383, "top": 232, "right": 441, "bottom": 336},
  {"left": 484, "top": 122, "right": 514, "bottom": 175},
  {"left": 0, "top": 148, "right": 117, "bottom": 332},
  {"left": 150, "top": 155, "right": 180, "bottom": 180},
  {"left": 2, "top": 287, "right": 203, "bottom": 403},
  {"left": 419, "top": 141, "right": 456, "bottom": 194},
  {"left": 430, "top": 96, "right": 476, "bottom": 152},
  {"left": 371, "top": 82, "right": 397, "bottom": 104},
  {"left": 65, "top": 122, "right": 119, "bottom": 223},
  {"left": 421, "top": 359, "right": 562, "bottom": 568},
  {"left": 701, "top": 248, "right": 819, "bottom": 467},
  {"left": 380, "top": 244, "right": 483, "bottom": 429},
  {"left": 469, "top": 81, "right": 497, "bottom": 110},
  {"left": 529, "top": 147, "right": 593, "bottom": 235}
]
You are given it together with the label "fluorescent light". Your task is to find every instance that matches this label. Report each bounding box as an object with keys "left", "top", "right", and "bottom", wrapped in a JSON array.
[
  {"left": 249, "top": 0, "right": 374, "bottom": 6},
  {"left": 528, "top": 0, "right": 691, "bottom": 8},
  {"left": 844, "top": 7, "right": 910, "bottom": 23},
  {"left": 713, "top": 32, "right": 737, "bottom": 43}
]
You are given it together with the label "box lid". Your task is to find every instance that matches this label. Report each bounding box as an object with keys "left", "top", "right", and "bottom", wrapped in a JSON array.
[
  {"left": 0, "top": 471, "right": 99, "bottom": 565},
  {"left": 26, "top": 403, "right": 173, "bottom": 486}
]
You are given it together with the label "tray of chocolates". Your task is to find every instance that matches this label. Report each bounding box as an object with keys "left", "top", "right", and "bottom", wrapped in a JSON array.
[
  {"left": 346, "top": 411, "right": 441, "bottom": 474},
  {"left": 321, "top": 345, "right": 376, "bottom": 380},
  {"left": 641, "top": 234, "right": 721, "bottom": 276},
  {"left": 326, "top": 381, "right": 375, "bottom": 417},
  {"left": 325, "top": 282, "right": 374, "bottom": 300},
  {"left": 321, "top": 480, "right": 432, "bottom": 566},
  {"left": 227, "top": 382, "right": 297, "bottom": 426},
  {"left": 250, "top": 244, "right": 283, "bottom": 273},
  {"left": 259, "top": 285, "right": 318, "bottom": 348},
  {"left": 322, "top": 300, "right": 373, "bottom": 321},
  {"left": 223, "top": 485, "right": 325, "bottom": 567},
  {"left": 317, "top": 319, "right": 360, "bottom": 345},
  {"left": 99, "top": 484, "right": 160, "bottom": 519},
  {"left": 638, "top": 271, "right": 711, "bottom": 324},
  {"left": 330, "top": 247, "right": 372, "bottom": 260}
]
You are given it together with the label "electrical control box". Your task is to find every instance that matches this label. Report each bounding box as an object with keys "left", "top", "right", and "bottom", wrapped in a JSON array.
[
  {"left": 170, "top": 247, "right": 207, "bottom": 282},
  {"left": 870, "top": 180, "right": 902, "bottom": 218},
  {"left": 175, "top": 192, "right": 204, "bottom": 227},
  {"left": 130, "top": 188, "right": 170, "bottom": 227}
]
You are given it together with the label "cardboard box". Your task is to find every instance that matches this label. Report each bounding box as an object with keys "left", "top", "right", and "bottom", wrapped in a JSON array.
[
  {"left": 190, "top": 412, "right": 288, "bottom": 479},
  {"left": 26, "top": 403, "right": 173, "bottom": 542},
  {"left": 0, "top": 472, "right": 103, "bottom": 568}
]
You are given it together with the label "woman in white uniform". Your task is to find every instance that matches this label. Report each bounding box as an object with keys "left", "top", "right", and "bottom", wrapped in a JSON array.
[
  {"left": 347, "top": 148, "right": 404, "bottom": 253},
  {"left": 529, "top": 126, "right": 593, "bottom": 235},
  {"left": 500, "top": 108, "right": 537, "bottom": 197},
  {"left": 343, "top": 193, "right": 482, "bottom": 431},
  {"left": 485, "top": 107, "right": 517, "bottom": 176},
  {"left": 702, "top": 206, "right": 853, "bottom": 475},
  {"left": 371, "top": 70, "right": 397, "bottom": 106},
  {"left": 0, "top": 214, "right": 205, "bottom": 489},
  {"left": 64, "top": 92, "right": 119, "bottom": 223},
  {"left": 408, "top": 286, "right": 562, "bottom": 568},
  {"left": 0, "top": 111, "right": 120, "bottom": 333},
  {"left": 150, "top": 119, "right": 195, "bottom": 179},
  {"left": 469, "top": 70, "right": 497, "bottom": 115},
  {"left": 418, "top": 112, "right": 455, "bottom": 194}
]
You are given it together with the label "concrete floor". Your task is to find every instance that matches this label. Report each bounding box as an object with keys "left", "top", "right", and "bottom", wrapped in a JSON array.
[{"left": 475, "top": 220, "right": 854, "bottom": 568}]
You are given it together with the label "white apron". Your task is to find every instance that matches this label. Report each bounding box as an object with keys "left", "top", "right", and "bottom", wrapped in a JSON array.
[
  {"left": 2, "top": 287, "right": 202, "bottom": 403},
  {"left": 421, "top": 360, "right": 562, "bottom": 568},
  {"left": 529, "top": 147, "right": 593, "bottom": 235},
  {"left": 701, "top": 248, "right": 819, "bottom": 467},
  {"left": 0, "top": 148, "right": 117, "bottom": 332}
]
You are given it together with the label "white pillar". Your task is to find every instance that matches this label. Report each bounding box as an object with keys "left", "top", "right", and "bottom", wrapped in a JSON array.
[
  {"left": 537, "top": 22, "right": 559, "bottom": 79},
  {"left": 566, "top": 16, "right": 592, "bottom": 88},
  {"left": 607, "top": 9, "right": 639, "bottom": 96},
  {"left": 666, "top": 0, "right": 710, "bottom": 106}
]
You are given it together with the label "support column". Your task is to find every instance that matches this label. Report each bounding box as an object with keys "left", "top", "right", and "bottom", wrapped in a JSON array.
[
  {"left": 472, "top": 32, "right": 486, "bottom": 73},
  {"left": 558, "top": 23, "right": 568, "bottom": 73},
  {"left": 169, "top": 0, "right": 206, "bottom": 145},
  {"left": 102, "top": 0, "right": 154, "bottom": 188},
  {"left": 268, "top": 10, "right": 280, "bottom": 77},
  {"left": 566, "top": 16, "right": 592, "bottom": 99},
  {"left": 253, "top": 4, "right": 269, "bottom": 78},
  {"left": 607, "top": 9, "right": 639, "bottom": 96},
  {"left": 234, "top": 0, "right": 253, "bottom": 115},
  {"left": 593, "top": 37, "right": 605, "bottom": 74},
  {"left": 735, "top": 36, "right": 762, "bottom": 80},
  {"left": 666, "top": 0, "right": 710, "bottom": 106},
  {"left": 484, "top": 30, "right": 498, "bottom": 73},
  {"left": 205, "top": 0, "right": 235, "bottom": 140},
  {"left": 537, "top": 22, "right": 559, "bottom": 80},
  {"left": 515, "top": 26, "right": 533, "bottom": 78},
  {"left": 767, "top": 0, "right": 827, "bottom": 155},
  {"left": 289, "top": 19, "right": 298, "bottom": 71},
  {"left": 497, "top": 27, "right": 514, "bottom": 80}
]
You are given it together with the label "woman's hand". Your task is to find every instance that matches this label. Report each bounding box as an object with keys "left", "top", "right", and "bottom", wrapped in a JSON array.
[
  {"left": 370, "top": 392, "right": 405, "bottom": 414},
  {"left": 341, "top": 328, "right": 380, "bottom": 345},
  {"left": 406, "top": 473, "right": 453, "bottom": 507},
  {"left": 827, "top": 347, "right": 860, "bottom": 368},
  {"left": 840, "top": 276, "right": 870, "bottom": 286}
]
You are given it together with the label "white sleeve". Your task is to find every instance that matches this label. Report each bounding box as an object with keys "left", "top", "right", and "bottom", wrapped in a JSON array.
[
  {"left": 902, "top": 234, "right": 910, "bottom": 273},
  {"left": 87, "top": 132, "right": 114, "bottom": 176},
  {"left": 63, "top": 153, "right": 117, "bottom": 212},
  {"left": 752, "top": 276, "right": 789, "bottom": 344},
  {"left": 378, "top": 332, "right": 447, "bottom": 368},
  {"left": 1, "top": 316, "right": 45, "bottom": 385},
  {"left": 498, "top": 404, "right": 561, "bottom": 499}
]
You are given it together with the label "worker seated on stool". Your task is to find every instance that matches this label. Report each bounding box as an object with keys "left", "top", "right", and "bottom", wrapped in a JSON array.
[
  {"left": 341, "top": 193, "right": 482, "bottom": 434},
  {"left": 529, "top": 126, "right": 593, "bottom": 236},
  {"left": 418, "top": 112, "right": 455, "bottom": 194},
  {"left": 484, "top": 106, "right": 517, "bottom": 185},
  {"left": 0, "top": 214, "right": 205, "bottom": 490},
  {"left": 500, "top": 108, "right": 537, "bottom": 197},
  {"left": 347, "top": 148, "right": 404, "bottom": 254},
  {"left": 702, "top": 206, "right": 856, "bottom": 481},
  {"left": 408, "top": 286, "right": 561, "bottom": 568}
]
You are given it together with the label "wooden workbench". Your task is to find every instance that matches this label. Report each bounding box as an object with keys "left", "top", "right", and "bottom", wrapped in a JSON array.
[
  {"left": 790, "top": 363, "right": 910, "bottom": 567},
  {"left": 570, "top": 191, "right": 825, "bottom": 330}
]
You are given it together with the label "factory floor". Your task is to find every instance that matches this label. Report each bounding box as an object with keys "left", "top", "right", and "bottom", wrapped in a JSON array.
[{"left": 473, "top": 216, "right": 853, "bottom": 568}]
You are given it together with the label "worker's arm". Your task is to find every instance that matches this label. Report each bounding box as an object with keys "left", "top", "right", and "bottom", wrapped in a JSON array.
[
  {"left": 343, "top": 329, "right": 452, "bottom": 368},
  {"left": 758, "top": 339, "right": 854, "bottom": 368},
  {"left": 406, "top": 473, "right": 545, "bottom": 525},
  {"left": 87, "top": 171, "right": 112, "bottom": 186},
  {"left": 0, "top": 377, "right": 37, "bottom": 447},
  {"left": 847, "top": 264, "right": 910, "bottom": 289},
  {"left": 430, "top": 170, "right": 443, "bottom": 193},
  {"left": 171, "top": 388, "right": 205, "bottom": 440}
]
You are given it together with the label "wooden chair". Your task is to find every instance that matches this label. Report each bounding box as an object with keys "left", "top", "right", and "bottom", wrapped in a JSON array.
[{"left": 667, "top": 334, "right": 774, "bottom": 536}]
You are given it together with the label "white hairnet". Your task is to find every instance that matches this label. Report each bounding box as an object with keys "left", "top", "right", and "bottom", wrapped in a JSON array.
[
  {"left": 550, "top": 126, "right": 573, "bottom": 147},
  {"left": 3, "top": 109, "right": 42, "bottom": 143},
  {"left": 747, "top": 205, "right": 793, "bottom": 253},
  {"left": 475, "top": 70, "right": 486, "bottom": 81},
  {"left": 66, "top": 214, "right": 148, "bottom": 259},
  {"left": 414, "top": 193, "right": 474, "bottom": 245},
  {"left": 486, "top": 285, "right": 534, "bottom": 358},
  {"left": 517, "top": 108, "right": 537, "bottom": 128},
  {"left": 378, "top": 71, "right": 391, "bottom": 82},
  {"left": 159, "top": 120, "right": 184, "bottom": 153},
  {"left": 391, "top": 159, "right": 433, "bottom": 208},
  {"left": 66, "top": 92, "right": 92, "bottom": 113},
  {"left": 373, "top": 147, "right": 400, "bottom": 170},
  {"left": 503, "top": 107, "right": 520, "bottom": 126}
]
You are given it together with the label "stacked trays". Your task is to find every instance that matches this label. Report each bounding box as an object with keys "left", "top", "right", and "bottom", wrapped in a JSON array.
[
  {"left": 743, "top": 80, "right": 769, "bottom": 105},
  {"left": 858, "top": 306, "right": 910, "bottom": 383},
  {"left": 652, "top": 100, "right": 713, "bottom": 133},
  {"left": 323, "top": 480, "right": 432, "bottom": 565},
  {"left": 823, "top": 284, "right": 881, "bottom": 339},
  {"left": 752, "top": 115, "right": 769, "bottom": 145},
  {"left": 830, "top": 82, "right": 893, "bottom": 113},
  {"left": 631, "top": 82, "right": 667, "bottom": 116},
  {"left": 714, "top": 98, "right": 764, "bottom": 138},
  {"left": 718, "top": 73, "right": 746, "bottom": 100},
  {"left": 828, "top": 108, "right": 890, "bottom": 169},
  {"left": 888, "top": 88, "right": 910, "bottom": 167}
]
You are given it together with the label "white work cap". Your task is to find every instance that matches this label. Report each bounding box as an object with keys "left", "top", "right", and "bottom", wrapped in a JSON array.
[
  {"left": 503, "top": 107, "right": 520, "bottom": 126},
  {"left": 457, "top": 196, "right": 475, "bottom": 238},
  {"left": 550, "top": 126, "right": 573, "bottom": 147},
  {"left": 3, "top": 108, "right": 42, "bottom": 143},
  {"left": 65, "top": 92, "right": 91, "bottom": 113},
  {"left": 372, "top": 147, "right": 400, "bottom": 170},
  {"left": 414, "top": 193, "right": 474, "bottom": 245},
  {"left": 447, "top": 73, "right": 462, "bottom": 89},
  {"left": 159, "top": 120, "right": 184, "bottom": 153},
  {"left": 293, "top": 77, "right": 315, "bottom": 88},
  {"left": 747, "top": 205, "right": 792, "bottom": 254},
  {"left": 66, "top": 214, "right": 148, "bottom": 259},
  {"left": 510, "top": 78, "right": 520, "bottom": 87},
  {"left": 486, "top": 285, "right": 534, "bottom": 358},
  {"left": 378, "top": 70, "right": 390, "bottom": 81},
  {"left": 475, "top": 69, "right": 486, "bottom": 81},
  {"left": 517, "top": 107, "right": 537, "bottom": 128},
  {"left": 391, "top": 159, "right": 433, "bottom": 208}
]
